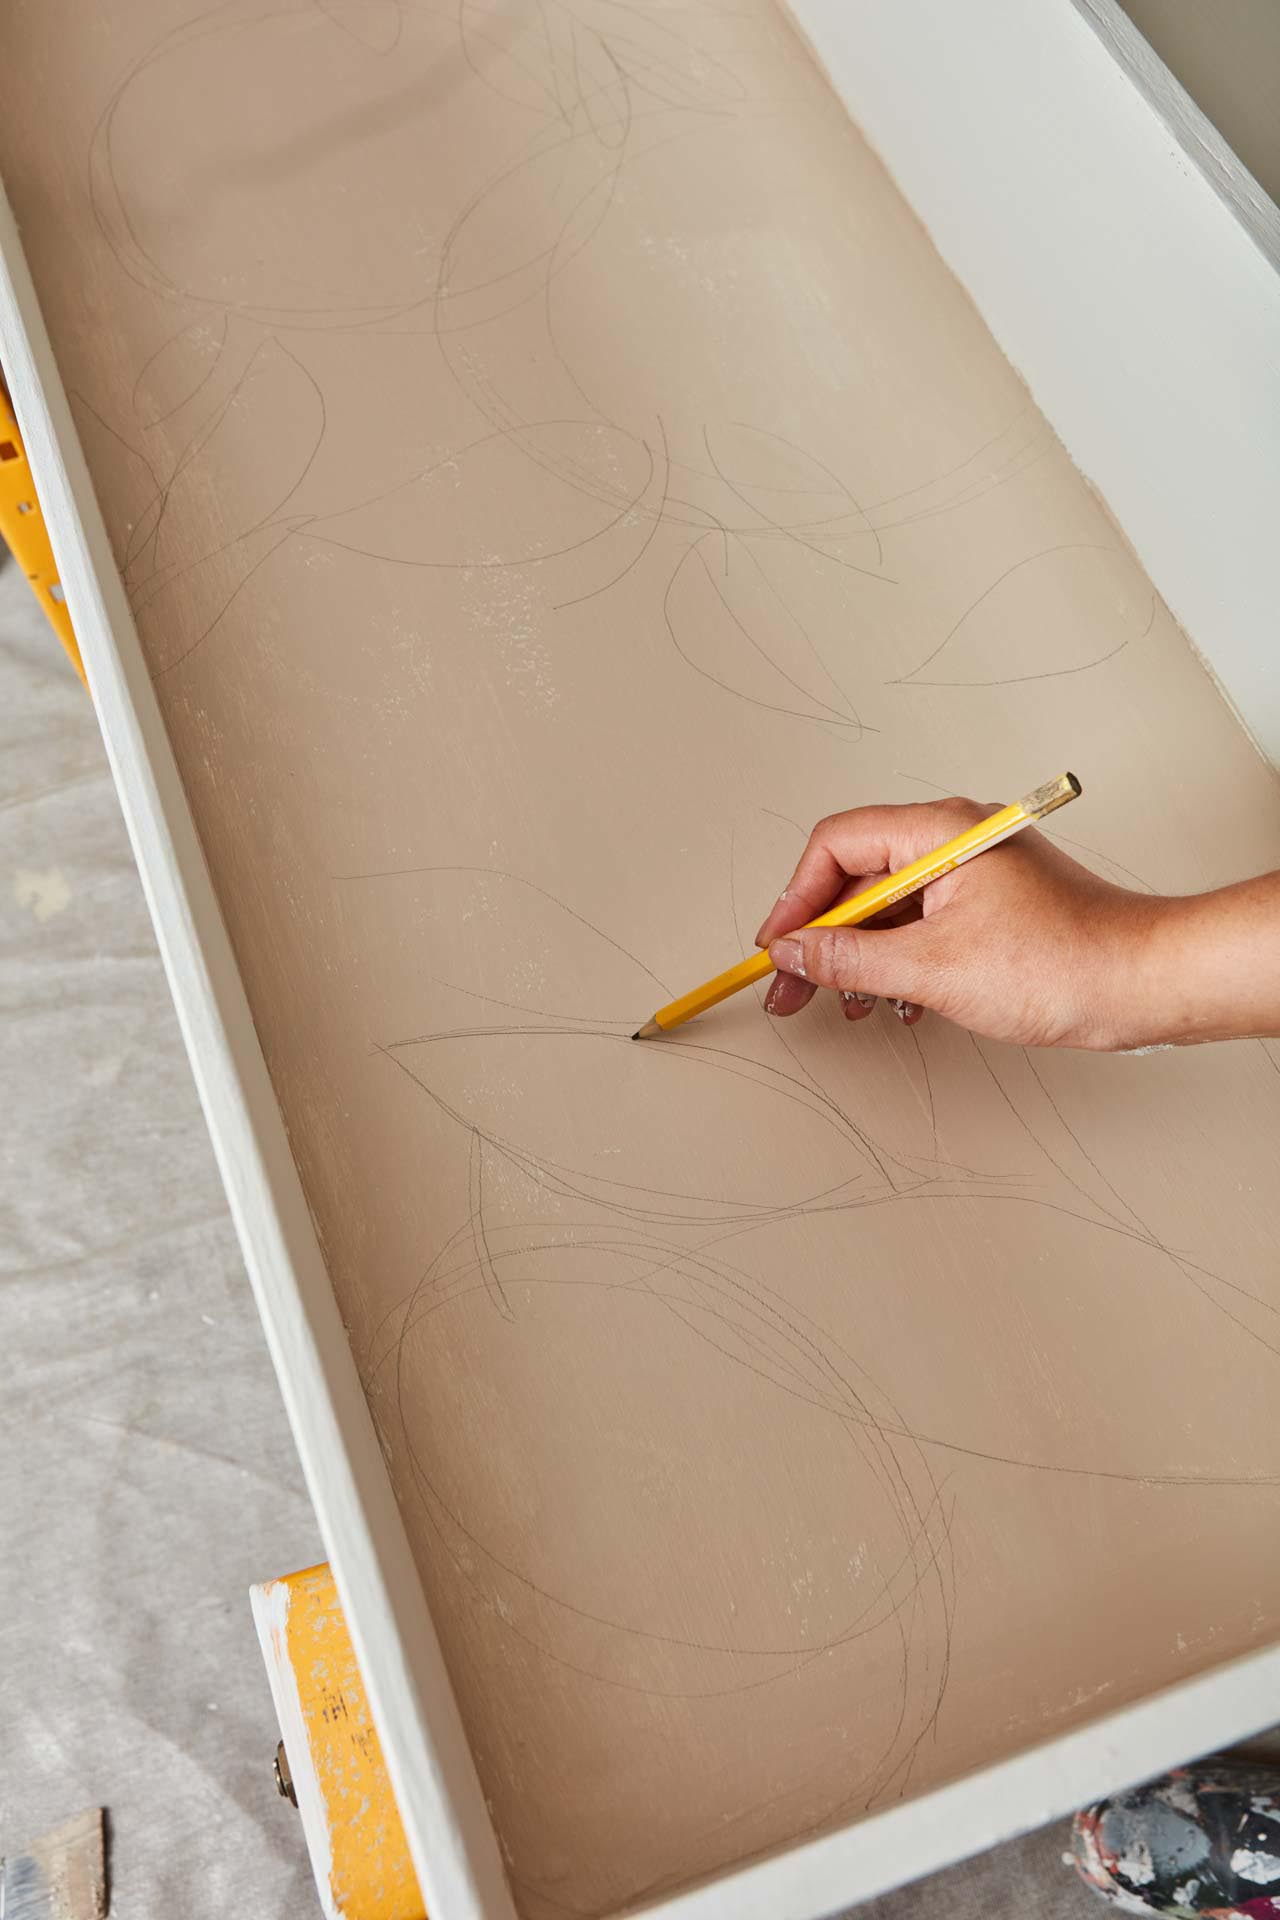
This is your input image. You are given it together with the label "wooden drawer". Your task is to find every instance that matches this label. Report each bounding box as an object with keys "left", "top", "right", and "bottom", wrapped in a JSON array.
[{"left": 2, "top": 3, "right": 1278, "bottom": 1914}]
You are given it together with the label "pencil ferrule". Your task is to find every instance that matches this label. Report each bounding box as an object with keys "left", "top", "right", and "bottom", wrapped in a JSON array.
[{"left": 1020, "top": 772, "right": 1081, "bottom": 820}]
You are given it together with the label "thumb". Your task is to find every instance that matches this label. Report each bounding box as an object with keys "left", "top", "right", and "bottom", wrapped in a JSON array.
[{"left": 768, "top": 921, "right": 947, "bottom": 1005}]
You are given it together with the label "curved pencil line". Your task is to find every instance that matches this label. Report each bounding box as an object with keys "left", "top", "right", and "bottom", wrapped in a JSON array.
[
  {"left": 723, "top": 418, "right": 885, "bottom": 571},
  {"left": 891, "top": 543, "right": 1141, "bottom": 685},
  {"left": 702, "top": 422, "right": 895, "bottom": 585},
  {"left": 553, "top": 415, "right": 672, "bottom": 608},
  {"left": 332, "top": 861, "right": 673, "bottom": 997},
  {"left": 661, "top": 536, "right": 871, "bottom": 736},
  {"left": 131, "top": 311, "right": 229, "bottom": 427}
]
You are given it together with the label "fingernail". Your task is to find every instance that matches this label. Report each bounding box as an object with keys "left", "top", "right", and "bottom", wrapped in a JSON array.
[
  {"left": 769, "top": 935, "right": 805, "bottom": 978},
  {"left": 754, "top": 890, "right": 788, "bottom": 946},
  {"left": 890, "top": 998, "right": 917, "bottom": 1022},
  {"left": 764, "top": 976, "right": 784, "bottom": 1014},
  {"left": 841, "top": 991, "right": 876, "bottom": 1011}
]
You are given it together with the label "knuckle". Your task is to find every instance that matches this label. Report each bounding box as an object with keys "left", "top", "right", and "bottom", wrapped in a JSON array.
[
  {"left": 937, "top": 794, "right": 986, "bottom": 826},
  {"left": 808, "top": 926, "right": 858, "bottom": 987}
]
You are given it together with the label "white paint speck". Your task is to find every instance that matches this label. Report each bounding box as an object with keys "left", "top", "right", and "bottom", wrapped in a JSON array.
[
  {"left": 1064, "top": 1679, "right": 1115, "bottom": 1710},
  {"left": 462, "top": 556, "right": 559, "bottom": 712},
  {"left": 1232, "top": 1849, "right": 1280, "bottom": 1883},
  {"left": 1117, "top": 1837, "right": 1155, "bottom": 1886},
  {"left": 12, "top": 866, "right": 72, "bottom": 921}
]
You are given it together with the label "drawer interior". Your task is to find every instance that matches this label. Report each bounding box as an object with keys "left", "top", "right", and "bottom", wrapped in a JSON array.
[{"left": 2, "top": 3, "right": 1278, "bottom": 1914}]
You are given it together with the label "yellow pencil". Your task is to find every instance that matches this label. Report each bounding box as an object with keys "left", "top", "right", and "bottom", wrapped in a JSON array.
[{"left": 633, "top": 772, "right": 1081, "bottom": 1039}]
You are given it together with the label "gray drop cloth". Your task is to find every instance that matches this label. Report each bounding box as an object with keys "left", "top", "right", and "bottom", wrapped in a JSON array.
[
  {"left": 0, "top": 550, "right": 1105, "bottom": 1917},
  {"left": 0, "top": 555, "right": 320, "bottom": 1914}
]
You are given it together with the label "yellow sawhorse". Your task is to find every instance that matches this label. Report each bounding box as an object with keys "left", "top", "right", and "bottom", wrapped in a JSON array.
[
  {"left": 252, "top": 1563, "right": 427, "bottom": 1920},
  {"left": 0, "top": 378, "right": 85, "bottom": 684}
]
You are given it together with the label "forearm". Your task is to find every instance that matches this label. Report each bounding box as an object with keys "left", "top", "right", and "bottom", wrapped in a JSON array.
[{"left": 1119, "top": 872, "right": 1280, "bottom": 1049}]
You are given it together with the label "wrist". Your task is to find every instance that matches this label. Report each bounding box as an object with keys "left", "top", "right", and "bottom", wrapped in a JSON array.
[
  {"left": 1072, "top": 893, "right": 1174, "bottom": 1050},
  {"left": 1115, "top": 896, "right": 1208, "bottom": 1048},
  {"left": 1103, "top": 881, "right": 1280, "bottom": 1050}
]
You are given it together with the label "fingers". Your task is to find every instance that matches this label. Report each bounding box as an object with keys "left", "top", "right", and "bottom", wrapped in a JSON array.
[
  {"left": 755, "top": 815, "right": 888, "bottom": 947},
  {"left": 754, "top": 799, "right": 988, "bottom": 947},
  {"left": 768, "top": 919, "right": 944, "bottom": 1006},
  {"left": 764, "top": 970, "right": 817, "bottom": 1017},
  {"left": 769, "top": 980, "right": 925, "bottom": 1026}
]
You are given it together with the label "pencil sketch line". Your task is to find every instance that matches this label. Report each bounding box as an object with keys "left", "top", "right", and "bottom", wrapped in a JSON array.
[{"left": 890, "top": 543, "right": 1147, "bottom": 686}]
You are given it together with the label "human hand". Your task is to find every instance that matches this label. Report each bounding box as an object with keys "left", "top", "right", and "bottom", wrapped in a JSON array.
[{"left": 755, "top": 798, "right": 1165, "bottom": 1051}]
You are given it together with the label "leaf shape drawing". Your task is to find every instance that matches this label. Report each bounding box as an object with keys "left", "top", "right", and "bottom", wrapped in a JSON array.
[
  {"left": 865, "top": 408, "right": 1054, "bottom": 535},
  {"left": 457, "top": 0, "right": 579, "bottom": 119},
  {"left": 457, "top": 4, "right": 629, "bottom": 141},
  {"left": 133, "top": 522, "right": 293, "bottom": 677},
  {"left": 897, "top": 544, "right": 1155, "bottom": 686},
  {"left": 576, "top": 6, "right": 750, "bottom": 112},
  {"left": 703, "top": 421, "right": 883, "bottom": 568},
  {"left": 386, "top": 1028, "right": 880, "bottom": 1223},
  {"left": 766, "top": 989, "right": 1003, "bottom": 1184},
  {"left": 567, "top": 21, "right": 632, "bottom": 149},
  {"left": 89, "top": 7, "right": 452, "bottom": 322},
  {"left": 132, "top": 314, "right": 228, "bottom": 428},
  {"left": 389, "top": 1226, "right": 950, "bottom": 1707},
  {"left": 314, "top": 0, "right": 402, "bottom": 52},
  {"left": 346, "top": 865, "right": 667, "bottom": 1024},
  {"left": 663, "top": 533, "right": 864, "bottom": 731},
  {"left": 67, "top": 394, "right": 161, "bottom": 566},
  {"left": 123, "top": 489, "right": 170, "bottom": 594},
  {"left": 731, "top": 1198, "right": 1280, "bottom": 1482},
  {"left": 152, "top": 340, "right": 324, "bottom": 575},
  {"left": 437, "top": 122, "right": 629, "bottom": 331},
  {"left": 1011, "top": 1043, "right": 1280, "bottom": 1353},
  {"left": 969, "top": 1040, "right": 1160, "bottom": 1235},
  {"left": 310, "top": 421, "right": 651, "bottom": 571}
]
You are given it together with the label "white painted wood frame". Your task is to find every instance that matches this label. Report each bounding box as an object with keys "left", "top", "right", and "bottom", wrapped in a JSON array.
[{"left": 3, "top": 1, "right": 1279, "bottom": 1913}]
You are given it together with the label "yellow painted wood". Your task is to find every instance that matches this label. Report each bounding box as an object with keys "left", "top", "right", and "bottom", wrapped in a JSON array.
[
  {"left": 0, "top": 384, "right": 85, "bottom": 684},
  {"left": 279, "top": 1563, "right": 426, "bottom": 1920},
  {"left": 642, "top": 773, "right": 1081, "bottom": 1034}
]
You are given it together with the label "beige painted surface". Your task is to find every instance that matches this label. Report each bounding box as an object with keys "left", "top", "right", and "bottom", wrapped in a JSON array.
[
  {"left": 1118, "top": 0, "right": 1280, "bottom": 205},
  {"left": 2, "top": 3, "right": 1279, "bottom": 1914}
]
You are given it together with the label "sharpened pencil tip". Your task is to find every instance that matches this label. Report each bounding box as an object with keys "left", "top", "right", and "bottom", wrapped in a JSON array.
[{"left": 633, "top": 1018, "right": 664, "bottom": 1040}]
